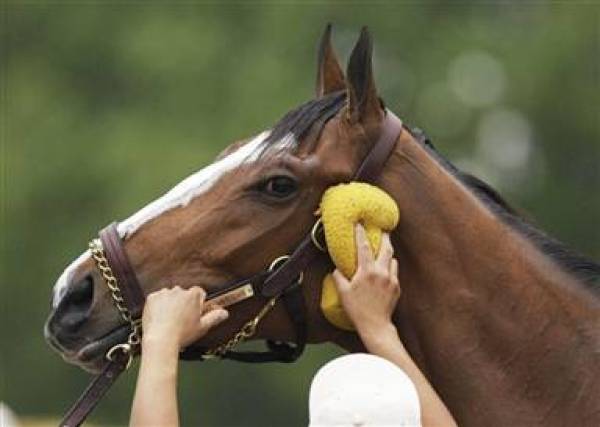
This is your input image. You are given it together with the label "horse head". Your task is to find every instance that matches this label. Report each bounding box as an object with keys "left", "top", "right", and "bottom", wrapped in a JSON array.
[{"left": 44, "top": 26, "right": 392, "bottom": 373}]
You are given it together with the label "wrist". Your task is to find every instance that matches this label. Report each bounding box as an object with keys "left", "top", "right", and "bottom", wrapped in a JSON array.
[
  {"left": 142, "top": 333, "right": 181, "bottom": 356},
  {"left": 138, "top": 335, "right": 180, "bottom": 383},
  {"left": 357, "top": 321, "right": 400, "bottom": 351}
]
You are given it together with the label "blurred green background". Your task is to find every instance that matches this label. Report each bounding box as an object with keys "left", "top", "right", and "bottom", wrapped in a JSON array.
[{"left": 2, "top": 2, "right": 599, "bottom": 426}]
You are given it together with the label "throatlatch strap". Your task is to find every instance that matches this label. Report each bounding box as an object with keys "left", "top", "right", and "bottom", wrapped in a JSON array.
[{"left": 268, "top": 284, "right": 308, "bottom": 361}]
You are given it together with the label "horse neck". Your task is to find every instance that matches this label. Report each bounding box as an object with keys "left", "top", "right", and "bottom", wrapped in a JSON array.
[{"left": 337, "top": 129, "right": 600, "bottom": 426}]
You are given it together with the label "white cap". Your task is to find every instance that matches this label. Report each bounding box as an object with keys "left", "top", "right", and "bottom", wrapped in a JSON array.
[
  {"left": 309, "top": 353, "right": 422, "bottom": 427},
  {"left": 0, "top": 402, "right": 20, "bottom": 427}
]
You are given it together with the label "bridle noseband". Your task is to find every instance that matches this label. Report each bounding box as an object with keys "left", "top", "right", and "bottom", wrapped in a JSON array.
[
  {"left": 88, "top": 238, "right": 142, "bottom": 369},
  {"left": 59, "top": 111, "right": 404, "bottom": 427}
]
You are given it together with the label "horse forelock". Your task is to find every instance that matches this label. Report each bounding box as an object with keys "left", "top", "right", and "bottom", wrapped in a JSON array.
[{"left": 259, "top": 91, "right": 346, "bottom": 155}]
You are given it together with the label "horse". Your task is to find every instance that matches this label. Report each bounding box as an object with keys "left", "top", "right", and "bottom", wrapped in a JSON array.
[{"left": 45, "top": 25, "right": 600, "bottom": 426}]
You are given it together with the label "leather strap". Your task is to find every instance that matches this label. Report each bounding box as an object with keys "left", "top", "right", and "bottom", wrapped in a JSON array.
[
  {"left": 99, "top": 223, "right": 145, "bottom": 318},
  {"left": 271, "top": 283, "right": 307, "bottom": 361},
  {"left": 59, "top": 352, "right": 128, "bottom": 427},
  {"left": 354, "top": 112, "right": 403, "bottom": 183}
]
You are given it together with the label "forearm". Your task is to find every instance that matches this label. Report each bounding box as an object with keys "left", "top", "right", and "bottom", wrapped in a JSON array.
[
  {"left": 130, "top": 337, "right": 181, "bottom": 427},
  {"left": 359, "top": 324, "right": 457, "bottom": 427}
]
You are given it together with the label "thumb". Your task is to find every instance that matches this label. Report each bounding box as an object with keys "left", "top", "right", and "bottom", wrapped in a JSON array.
[
  {"left": 200, "top": 308, "right": 229, "bottom": 331},
  {"left": 332, "top": 270, "right": 351, "bottom": 293}
]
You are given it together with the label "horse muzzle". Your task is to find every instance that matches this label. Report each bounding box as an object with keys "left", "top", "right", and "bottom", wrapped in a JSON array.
[
  {"left": 45, "top": 317, "right": 128, "bottom": 373},
  {"left": 45, "top": 273, "right": 120, "bottom": 373}
]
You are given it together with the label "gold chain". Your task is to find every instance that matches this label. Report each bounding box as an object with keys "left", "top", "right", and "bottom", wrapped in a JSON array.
[
  {"left": 89, "top": 239, "right": 134, "bottom": 323},
  {"left": 203, "top": 296, "right": 278, "bottom": 358},
  {"left": 90, "top": 240, "right": 297, "bottom": 362},
  {"left": 89, "top": 238, "right": 141, "bottom": 367},
  {"left": 202, "top": 255, "right": 299, "bottom": 359}
]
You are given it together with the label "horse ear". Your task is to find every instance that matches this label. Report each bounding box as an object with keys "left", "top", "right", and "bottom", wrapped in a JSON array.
[
  {"left": 316, "top": 24, "right": 345, "bottom": 98},
  {"left": 346, "top": 27, "right": 382, "bottom": 124}
]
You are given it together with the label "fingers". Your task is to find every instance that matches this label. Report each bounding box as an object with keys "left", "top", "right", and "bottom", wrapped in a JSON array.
[
  {"left": 332, "top": 269, "right": 351, "bottom": 292},
  {"left": 376, "top": 233, "right": 393, "bottom": 267},
  {"left": 390, "top": 258, "right": 398, "bottom": 283},
  {"left": 189, "top": 286, "right": 207, "bottom": 304},
  {"left": 200, "top": 307, "right": 229, "bottom": 331},
  {"left": 355, "top": 224, "right": 373, "bottom": 268}
]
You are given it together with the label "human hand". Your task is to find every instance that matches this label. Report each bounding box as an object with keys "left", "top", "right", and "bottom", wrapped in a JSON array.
[
  {"left": 332, "top": 224, "right": 400, "bottom": 339},
  {"left": 141, "top": 286, "right": 229, "bottom": 350}
]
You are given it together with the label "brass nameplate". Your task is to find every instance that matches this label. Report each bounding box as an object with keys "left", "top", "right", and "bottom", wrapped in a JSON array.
[{"left": 209, "top": 284, "right": 254, "bottom": 308}]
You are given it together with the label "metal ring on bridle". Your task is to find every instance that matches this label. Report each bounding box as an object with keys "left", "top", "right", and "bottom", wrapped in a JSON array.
[
  {"left": 202, "top": 254, "right": 303, "bottom": 359},
  {"left": 268, "top": 255, "right": 304, "bottom": 285},
  {"left": 268, "top": 255, "right": 290, "bottom": 272},
  {"left": 310, "top": 218, "right": 327, "bottom": 252},
  {"left": 106, "top": 343, "right": 133, "bottom": 369}
]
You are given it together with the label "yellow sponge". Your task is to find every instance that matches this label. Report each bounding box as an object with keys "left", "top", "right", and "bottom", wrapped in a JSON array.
[{"left": 319, "top": 183, "right": 400, "bottom": 331}]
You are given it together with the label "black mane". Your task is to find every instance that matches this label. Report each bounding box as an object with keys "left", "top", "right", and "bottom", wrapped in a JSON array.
[{"left": 262, "top": 94, "right": 600, "bottom": 292}]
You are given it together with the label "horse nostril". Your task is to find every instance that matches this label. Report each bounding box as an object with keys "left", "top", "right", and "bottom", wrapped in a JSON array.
[
  {"left": 58, "top": 275, "right": 95, "bottom": 331},
  {"left": 70, "top": 275, "right": 94, "bottom": 305}
]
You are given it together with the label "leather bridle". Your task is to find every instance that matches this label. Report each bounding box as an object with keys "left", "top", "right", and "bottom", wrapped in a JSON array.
[{"left": 59, "top": 111, "right": 404, "bottom": 427}]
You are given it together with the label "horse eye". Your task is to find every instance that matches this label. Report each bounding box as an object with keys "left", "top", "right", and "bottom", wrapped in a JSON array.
[{"left": 260, "top": 176, "right": 298, "bottom": 198}]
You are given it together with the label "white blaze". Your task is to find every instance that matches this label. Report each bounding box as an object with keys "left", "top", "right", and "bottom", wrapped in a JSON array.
[
  {"left": 52, "top": 130, "right": 274, "bottom": 308},
  {"left": 117, "top": 131, "right": 270, "bottom": 238},
  {"left": 52, "top": 250, "right": 91, "bottom": 308}
]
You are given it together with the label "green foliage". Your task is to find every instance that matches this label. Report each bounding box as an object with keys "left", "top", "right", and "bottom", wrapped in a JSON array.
[{"left": 2, "top": 3, "right": 598, "bottom": 426}]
